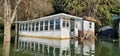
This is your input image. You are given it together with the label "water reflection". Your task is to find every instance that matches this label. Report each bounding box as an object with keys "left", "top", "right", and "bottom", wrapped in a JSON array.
[
  {"left": 3, "top": 41, "right": 10, "bottom": 56},
  {"left": 1, "top": 37, "right": 120, "bottom": 56},
  {"left": 15, "top": 37, "right": 95, "bottom": 56},
  {"left": 95, "top": 38, "right": 120, "bottom": 56}
]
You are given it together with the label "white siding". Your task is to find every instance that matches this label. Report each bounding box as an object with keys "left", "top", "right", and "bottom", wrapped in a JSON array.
[
  {"left": 61, "top": 28, "right": 70, "bottom": 38},
  {"left": 19, "top": 31, "right": 61, "bottom": 38},
  {"left": 83, "top": 20, "right": 95, "bottom": 31}
]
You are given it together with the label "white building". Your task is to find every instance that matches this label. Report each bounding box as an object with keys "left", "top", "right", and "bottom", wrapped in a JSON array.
[
  {"left": 16, "top": 13, "right": 95, "bottom": 56},
  {"left": 17, "top": 13, "right": 95, "bottom": 40}
]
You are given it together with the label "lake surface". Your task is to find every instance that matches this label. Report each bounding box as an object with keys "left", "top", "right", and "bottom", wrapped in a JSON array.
[{"left": 0, "top": 38, "right": 120, "bottom": 56}]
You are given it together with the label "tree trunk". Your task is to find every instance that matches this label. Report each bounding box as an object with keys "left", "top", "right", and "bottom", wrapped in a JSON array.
[
  {"left": 3, "top": 22, "right": 11, "bottom": 56},
  {"left": 14, "top": 22, "right": 18, "bottom": 49},
  {"left": 4, "top": 22, "right": 11, "bottom": 42}
]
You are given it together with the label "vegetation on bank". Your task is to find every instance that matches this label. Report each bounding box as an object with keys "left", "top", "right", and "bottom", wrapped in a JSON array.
[{"left": 52, "top": 0, "right": 120, "bottom": 26}]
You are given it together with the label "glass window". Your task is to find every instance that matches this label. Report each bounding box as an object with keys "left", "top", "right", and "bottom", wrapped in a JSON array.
[
  {"left": 89, "top": 22, "right": 92, "bottom": 28},
  {"left": 36, "top": 22, "right": 39, "bottom": 31},
  {"left": 55, "top": 18, "right": 60, "bottom": 30},
  {"left": 25, "top": 23, "right": 27, "bottom": 31},
  {"left": 50, "top": 19, "right": 54, "bottom": 30},
  {"left": 19, "top": 23, "right": 21, "bottom": 31},
  {"left": 22, "top": 23, "right": 25, "bottom": 31},
  {"left": 62, "top": 19, "right": 69, "bottom": 28},
  {"left": 45, "top": 20, "right": 48, "bottom": 30},
  {"left": 66, "top": 22, "right": 69, "bottom": 27},
  {"left": 32, "top": 22, "right": 35, "bottom": 31},
  {"left": 40, "top": 21, "right": 43, "bottom": 31},
  {"left": 29, "top": 23, "right": 31, "bottom": 31},
  {"left": 63, "top": 21, "right": 66, "bottom": 27}
]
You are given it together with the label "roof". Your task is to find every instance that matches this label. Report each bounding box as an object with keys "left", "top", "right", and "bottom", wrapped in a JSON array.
[{"left": 15, "top": 13, "right": 83, "bottom": 23}]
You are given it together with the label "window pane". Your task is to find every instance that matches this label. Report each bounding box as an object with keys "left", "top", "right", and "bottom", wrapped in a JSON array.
[
  {"left": 89, "top": 23, "right": 92, "bottom": 28},
  {"left": 36, "top": 22, "right": 39, "bottom": 26},
  {"left": 19, "top": 24, "right": 21, "bottom": 31},
  {"left": 36, "top": 22, "right": 39, "bottom": 31},
  {"left": 45, "top": 20, "right": 48, "bottom": 30},
  {"left": 45, "top": 26, "right": 48, "bottom": 30},
  {"left": 25, "top": 23, "right": 27, "bottom": 31},
  {"left": 29, "top": 23, "right": 31, "bottom": 31},
  {"left": 55, "top": 19, "right": 60, "bottom": 25},
  {"left": 50, "top": 25, "right": 54, "bottom": 30},
  {"left": 63, "top": 21, "right": 65, "bottom": 27},
  {"left": 66, "top": 22, "right": 69, "bottom": 27},
  {"left": 32, "top": 23, "right": 35, "bottom": 31},
  {"left": 50, "top": 19, "right": 54, "bottom": 24},
  {"left": 50, "top": 19, "right": 54, "bottom": 30},
  {"left": 55, "top": 18, "right": 60, "bottom": 30},
  {"left": 36, "top": 27, "right": 38, "bottom": 31},
  {"left": 56, "top": 25, "right": 60, "bottom": 29},
  {"left": 22, "top": 23, "right": 24, "bottom": 31},
  {"left": 40, "top": 21, "right": 43, "bottom": 25},
  {"left": 45, "top": 20, "right": 48, "bottom": 25},
  {"left": 40, "top": 26, "right": 43, "bottom": 30}
]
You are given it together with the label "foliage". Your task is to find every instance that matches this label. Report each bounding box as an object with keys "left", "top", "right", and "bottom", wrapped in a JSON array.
[
  {"left": 52, "top": 0, "right": 120, "bottom": 26},
  {"left": 0, "top": 0, "right": 55, "bottom": 21}
]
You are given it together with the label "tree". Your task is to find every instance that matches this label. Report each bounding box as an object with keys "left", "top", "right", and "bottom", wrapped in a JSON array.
[
  {"left": 17, "top": 0, "right": 55, "bottom": 21},
  {"left": 52, "top": 0, "right": 120, "bottom": 26},
  {"left": 0, "top": 0, "right": 54, "bottom": 56},
  {"left": 0, "top": 0, "right": 21, "bottom": 56},
  {"left": 0, "top": 0, "right": 21, "bottom": 42}
]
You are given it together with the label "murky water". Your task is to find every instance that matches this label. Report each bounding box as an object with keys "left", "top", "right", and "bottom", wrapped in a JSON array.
[{"left": 0, "top": 38, "right": 120, "bottom": 56}]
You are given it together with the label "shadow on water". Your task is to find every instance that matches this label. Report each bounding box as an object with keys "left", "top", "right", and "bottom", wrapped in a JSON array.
[{"left": 0, "top": 36, "right": 120, "bottom": 56}]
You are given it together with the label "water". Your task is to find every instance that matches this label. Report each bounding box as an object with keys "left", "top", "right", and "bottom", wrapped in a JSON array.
[{"left": 0, "top": 38, "right": 120, "bottom": 56}]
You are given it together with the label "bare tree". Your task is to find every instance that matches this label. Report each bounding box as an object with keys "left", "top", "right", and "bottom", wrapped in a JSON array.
[{"left": 0, "top": 0, "right": 21, "bottom": 56}]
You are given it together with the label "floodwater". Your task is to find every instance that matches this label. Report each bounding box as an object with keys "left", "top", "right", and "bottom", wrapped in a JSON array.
[{"left": 0, "top": 37, "right": 120, "bottom": 56}]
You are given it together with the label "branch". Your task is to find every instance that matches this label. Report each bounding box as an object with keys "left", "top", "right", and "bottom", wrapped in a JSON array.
[
  {"left": 0, "top": 17, "right": 4, "bottom": 23},
  {"left": 10, "top": 0, "right": 22, "bottom": 24}
]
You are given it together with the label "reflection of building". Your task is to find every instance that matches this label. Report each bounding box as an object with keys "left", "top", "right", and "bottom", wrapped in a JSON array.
[
  {"left": 75, "top": 39, "right": 95, "bottom": 56},
  {"left": 18, "top": 37, "right": 71, "bottom": 56},
  {"left": 17, "top": 36, "right": 95, "bottom": 56}
]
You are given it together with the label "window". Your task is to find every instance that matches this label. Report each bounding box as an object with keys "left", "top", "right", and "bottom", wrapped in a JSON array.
[
  {"left": 62, "top": 19, "right": 69, "bottom": 28},
  {"left": 50, "top": 19, "right": 54, "bottom": 30},
  {"left": 25, "top": 23, "right": 27, "bottom": 31},
  {"left": 36, "top": 22, "right": 39, "bottom": 31},
  {"left": 66, "top": 22, "right": 69, "bottom": 27},
  {"left": 24, "top": 23, "right": 26, "bottom": 31},
  {"left": 45, "top": 20, "right": 48, "bottom": 30},
  {"left": 32, "top": 22, "right": 35, "bottom": 31},
  {"left": 22, "top": 23, "right": 25, "bottom": 31},
  {"left": 40, "top": 21, "right": 43, "bottom": 31},
  {"left": 29, "top": 23, "right": 32, "bottom": 31},
  {"left": 19, "top": 23, "right": 21, "bottom": 31},
  {"left": 55, "top": 18, "right": 60, "bottom": 30},
  {"left": 89, "top": 22, "right": 92, "bottom": 28},
  {"left": 63, "top": 21, "right": 66, "bottom": 27}
]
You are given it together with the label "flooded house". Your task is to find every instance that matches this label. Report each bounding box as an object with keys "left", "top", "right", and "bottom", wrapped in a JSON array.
[{"left": 16, "top": 13, "right": 95, "bottom": 56}]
